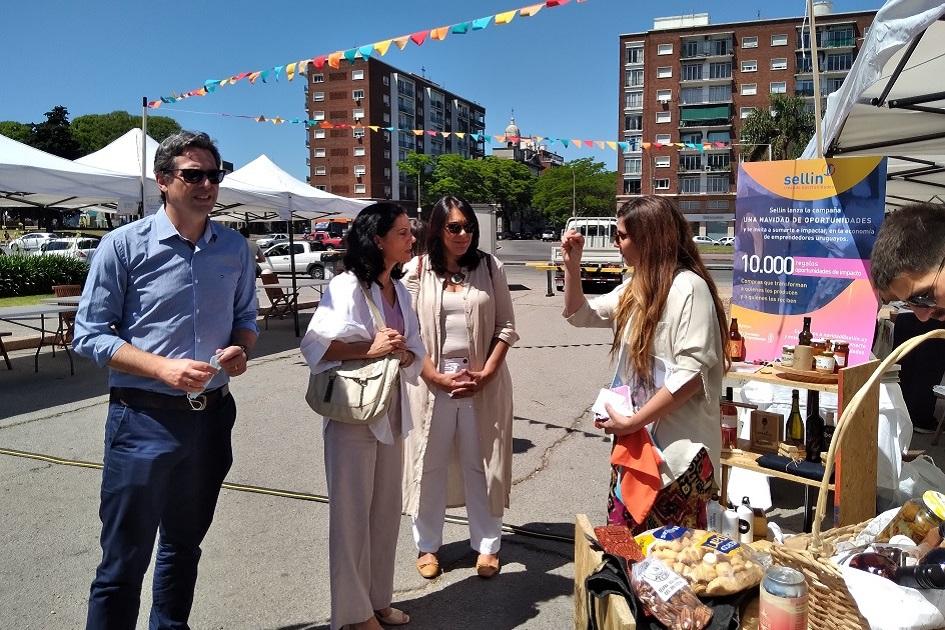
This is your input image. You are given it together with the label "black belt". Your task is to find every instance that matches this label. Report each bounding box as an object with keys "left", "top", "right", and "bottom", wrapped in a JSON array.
[{"left": 110, "top": 385, "right": 230, "bottom": 412}]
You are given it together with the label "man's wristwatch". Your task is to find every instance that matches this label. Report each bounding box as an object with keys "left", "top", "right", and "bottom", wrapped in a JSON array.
[{"left": 237, "top": 344, "right": 249, "bottom": 358}]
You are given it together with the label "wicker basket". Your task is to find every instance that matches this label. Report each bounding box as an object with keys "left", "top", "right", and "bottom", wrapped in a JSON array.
[{"left": 769, "top": 328, "right": 945, "bottom": 630}]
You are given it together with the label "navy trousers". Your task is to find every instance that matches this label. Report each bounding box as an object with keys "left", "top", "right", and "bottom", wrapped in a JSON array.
[{"left": 85, "top": 395, "right": 236, "bottom": 630}]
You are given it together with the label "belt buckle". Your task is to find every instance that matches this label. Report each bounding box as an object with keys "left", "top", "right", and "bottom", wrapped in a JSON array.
[{"left": 187, "top": 393, "right": 208, "bottom": 411}]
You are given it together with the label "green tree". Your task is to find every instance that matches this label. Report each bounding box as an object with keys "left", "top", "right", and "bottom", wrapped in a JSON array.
[
  {"left": 0, "top": 121, "right": 32, "bottom": 143},
  {"left": 29, "top": 106, "right": 82, "bottom": 159},
  {"left": 479, "top": 157, "right": 535, "bottom": 228},
  {"left": 71, "top": 110, "right": 182, "bottom": 155},
  {"left": 740, "top": 94, "right": 815, "bottom": 161},
  {"left": 397, "top": 152, "right": 435, "bottom": 207},
  {"left": 532, "top": 158, "right": 617, "bottom": 227},
  {"left": 427, "top": 153, "right": 487, "bottom": 201}
]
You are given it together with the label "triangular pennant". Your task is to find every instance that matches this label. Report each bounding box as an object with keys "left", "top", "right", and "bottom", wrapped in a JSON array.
[
  {"left": 430, "top": 26, "right": 449, "bottom": 41},
  {"left": 343, "top": 48, "right": 359, "bottom": 63},
  {"left": 451, "top": 21, "right": 471, "bottom": 34},
  {"left": 413, "top": 130, "right": 424, "bottom": 136},
  {"left": 358, "top": 44, "right": 374, "bottom": 59},
  {"left": 508, "top": 136, "right": 520, "bottom": 143},
  {"left": 584, "top": 140, "right": 594, "bottom": 147},
  {"left": 336, "top": 123, "right": 349, "bottom": 129},
  {"left": 546, "top": 0, "right": 569, "bottom": 5},
  {"left": 369, "top": 126, "right": 380, "bottom": 132},
  {"left": 470, "top": 133, "right": 481, "bottom": 141},
  {"left": 606, "top": 141, "right": 617, "bottom": 150},
  {"left": 455, "top": 132, "right": 466, "bottom": 139},
  {"left": 385, "top": 127, "right": 395, "bottom": 132},
  {"left": 641, "top": 142, "right": 651, "bottom": 149},
  {"left": 328, "top": 52, "right": 343, "bottom": 68},
  {"left": 256, "top": 116, "right": 267, "bottom": 122},
  {"left": 291, "top": 118, "right": 301, "bottom": 124},
  {"left": 652, "top": 142, "right": 664, "bottom": 149},
  {"left": 560, "top": 139, "right": 571, "bottom": 148},
  {"left": 495, "top": 134, "right": 507, "bottom": 143},
  {"left": 596, "top": 141, "right": 606, "bottom": 150},
  {"left": 618, "top": 142, "right": 629, "bottom": 151},
  {"left": 319, "top": 121, "right": 332, "bottom": 129},
  {"left": 494, "top": 10, "right": 516, "bottom": 24},
  {"left": 297, "top": 60, "right": 309, "bottom": 75},
  {"left": 149, "top": 100, "right": 163, "bottom": 108},
  {"left": 273, "top": 66, "right": 284, "bottom": 81},
  {"left": 533, "top": 135, "right": 544, "bottom": 143},
  {"left": 374, "top": 39, "right": 393, "bottom": 56},
  {"left": 519, "top": 3, "right": 544, "bottom": 17},
  {"left": 393, "top": 36, "right": 410, "bottom": 50},
  {"left": 313, "top": 55, "right": 327, "bottom": 69},
  {"left": 204, "top": 79, "right": 222, "bottom": 93},
  {"left": 714, "top": 142, "right": 726, "bottom": 148},
  {"left": 160, "top": 97, "right": 175, "bottom": 104},
  {"left": 410, "top": 31, "right": 429, "bottom": 46},
  {"left": 472, "top": 16, "right": 493, "bottom": 30},
  {"left": 440, "top": 131, "right": 450, "bottom": 138},
  {"left": 426, "top": 130, "right": 438, "bottom": 136},
  {"left": 286, "top": 63, "right": 297, "bottom": 81},
  {"left": 272, "top": 117, "right": 284, "bottom": 124},
  {"left": 260, "top": 70, "right": 272, "bottom": 84},
  {"left": 573, "top": 139, "right": 583, "bottom": 148}
]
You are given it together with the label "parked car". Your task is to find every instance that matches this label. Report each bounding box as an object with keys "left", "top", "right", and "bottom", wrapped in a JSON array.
[
  {"left": 692, "top": 235, "right": 719, "bottom": 245},
  {"left": 717, "top": 236, "right": 735, "bottom": 247},
  {"left": 308, "top": 230, "right": 344, "bottom": 250},
  {"left": 256, "top": 233, "right": 289, "bottom": 249},
  {"left": 33, "top": 237, "right": 99, "bottom": 261},
  {"left": 8, "top": 232, "right": 57, "bottom": 253},
  {"left": 261, "top": 241, "right": 342, "bottom": 279},
  {"left": 540, "top": 229, "right": 557, "bottom": 241}
]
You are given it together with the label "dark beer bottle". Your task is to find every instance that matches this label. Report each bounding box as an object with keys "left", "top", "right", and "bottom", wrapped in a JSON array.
[
  {"left": 798, "top": 317, "right": 813, "bottom": 346},
  {"left": 804, "top": 391, "right": 824, "bottom": 462},
  {"left": 728, "top": 318, "right": 746, "bottom": 362}
]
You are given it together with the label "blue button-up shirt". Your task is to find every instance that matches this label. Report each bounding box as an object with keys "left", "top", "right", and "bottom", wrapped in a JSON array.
[{"left": 73, "top": 208, "right": 259, "bottom": 395}]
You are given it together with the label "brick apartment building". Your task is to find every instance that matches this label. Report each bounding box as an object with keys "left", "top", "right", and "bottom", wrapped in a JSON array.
[
  {"left": 304, "top": 57, "right": 485, "bottom": 204},
  {"left": 617, "top": 7, "right": 874, "bottom": 237}
]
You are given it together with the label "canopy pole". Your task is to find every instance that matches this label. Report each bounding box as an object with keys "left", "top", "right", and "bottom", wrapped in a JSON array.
[
  {"left": 808, "top": 0, "right": 824, "bottom": 158},
  {"left": 288, "top": 194, "right": 300, "bottom": 337},
  {"left": 141, "top": 97, "right": 149, "bottom": 218}
]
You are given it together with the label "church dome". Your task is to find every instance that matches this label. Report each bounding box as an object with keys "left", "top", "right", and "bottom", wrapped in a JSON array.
[{"left": 505, "top": 116, "right": 520, "bottom": 137}]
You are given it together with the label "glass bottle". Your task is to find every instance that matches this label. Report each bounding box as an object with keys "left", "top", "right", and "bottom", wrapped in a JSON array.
[
  {"left": 720, "top": 386, "right": 739, "bottom": 449},
  {"left": 822, "top": 410, "right": 836, "bottom": 453},
  {"left": 804, "top": 391, "right": 824, "bottom": 462},
  {"left": 787, "top": 389, "right": 804, "bottom": 446},
  {"left": 798, "top": 317, "right": 813, "bottom": 346},
  {"left": 728, "top": 318, "right": 746, "bottom": 362}
]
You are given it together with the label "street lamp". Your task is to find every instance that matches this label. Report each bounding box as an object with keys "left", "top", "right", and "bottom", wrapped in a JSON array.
[
  {"left": 571, "top": 166, "right": 576, "bottom": 216},
  {"left": 417, "top": 171, "right": 422, "bottom": 218}
]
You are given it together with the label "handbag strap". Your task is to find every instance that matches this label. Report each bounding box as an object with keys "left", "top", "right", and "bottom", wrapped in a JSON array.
[{"left": 360, "top": 283, "right": 388, "bottom": 332}]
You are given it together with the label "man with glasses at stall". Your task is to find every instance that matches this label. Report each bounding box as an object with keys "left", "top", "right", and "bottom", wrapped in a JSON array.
[
  {"left": 872, "top": 202, "right": 945, "bottom": 433},
  {"left": 74, "top": 131, "right": 258, "bottom": 629}
]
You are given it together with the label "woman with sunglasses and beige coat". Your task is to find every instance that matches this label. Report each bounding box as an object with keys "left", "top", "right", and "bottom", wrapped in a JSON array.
[{"left": 402, "top": 196, "right": 518, "bottom": 580}]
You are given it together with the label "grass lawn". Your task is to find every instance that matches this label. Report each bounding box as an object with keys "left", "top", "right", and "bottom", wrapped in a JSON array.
[
  {"left": 698, "top": 245, "right": 734, "bottom": 255},
  {"left": 0, "top": 294, "right": 54, "bottom": 307}
]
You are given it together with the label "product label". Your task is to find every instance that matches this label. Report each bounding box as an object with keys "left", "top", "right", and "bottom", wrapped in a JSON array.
[
  {"left": 728, "top": 340, "right": 745, "bottom": 358},
  {"left": 639, "top": 557, "right": 688, "bottom": 602},
  {"left": 835, "top": 354, "right": 847, "bottom": 367},
  {"left": 759, "top": 588, "right": 808, "bottom": 630},
  {"left": 924, "top": 490, "right": 945, "bottom": 521},
  {"left": 721, "top": 411, "right": 738, "bottom": 428}
]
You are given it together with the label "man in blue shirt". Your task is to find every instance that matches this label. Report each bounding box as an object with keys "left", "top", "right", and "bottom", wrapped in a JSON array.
[{"left": 74, "top": 131, "right": 258, "bottom": 630}]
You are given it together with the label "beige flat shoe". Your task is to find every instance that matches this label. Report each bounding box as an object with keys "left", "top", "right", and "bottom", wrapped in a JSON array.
[
  {"left": 416, "top": 553, "right": 440, "bottom": 579},
  {"left": 375, "top": 606, "right": 410, "bottom": 626},
  {"left": 476, "top": 554, "right": 500, "bottom": 579}
]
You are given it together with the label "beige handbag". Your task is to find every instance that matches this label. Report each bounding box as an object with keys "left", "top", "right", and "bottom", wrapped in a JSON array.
[{"left": 305, "top": 285, "right": 400, "bottom": 424}]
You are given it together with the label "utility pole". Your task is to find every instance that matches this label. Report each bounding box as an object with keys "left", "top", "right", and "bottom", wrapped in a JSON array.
[
  {"left": 417, "top": 172, "right": 422, "bottom": 218},
  {"left": 571, "top": 166, "right": 576, "bottom": 216}
]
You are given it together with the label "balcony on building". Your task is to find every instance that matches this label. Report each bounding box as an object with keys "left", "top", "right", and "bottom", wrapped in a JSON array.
[
  {"left": 679, "top": 61, "right": 733, "bottom": 86},
  {"left": 679, "top": 104, "right": 732, "bottom": 128},
  {"left": 679, "top": 34, "right": 734, "bottom": 60},
  {"left": 796, "top": 25, "right": 857, "bottom": 52}
]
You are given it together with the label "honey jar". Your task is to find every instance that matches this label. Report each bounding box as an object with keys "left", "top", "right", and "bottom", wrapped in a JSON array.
[{"left": 877, "top": 491, "right": 945, "bottom": 545}]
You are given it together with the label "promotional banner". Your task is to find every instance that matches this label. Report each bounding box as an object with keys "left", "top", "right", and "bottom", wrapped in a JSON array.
[{"left": 731, "top": 157, "right": 887, "bottom": 366}]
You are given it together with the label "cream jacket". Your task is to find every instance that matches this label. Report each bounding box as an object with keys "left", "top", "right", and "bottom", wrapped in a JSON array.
[
  {"left": 566, "top": 270, "right": 724, "bottom": 484},
  {"left": 402, "top": 254, "right": 519, "bottom": 517},
  {"left": 300, "top": 271, "right": 425, "bottom": 444}
]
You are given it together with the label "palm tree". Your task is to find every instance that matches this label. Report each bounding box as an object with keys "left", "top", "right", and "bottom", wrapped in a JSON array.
[{"left": 740, "top": 94, "right": 816, "bottom": 161}]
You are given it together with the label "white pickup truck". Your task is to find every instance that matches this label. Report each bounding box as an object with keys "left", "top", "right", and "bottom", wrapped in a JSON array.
[
  {"left": 261, "top": 241, "right": 343, "bottom": 279},
  {"left": 550, "top": 216, "right": 625, "bottom": 291}
]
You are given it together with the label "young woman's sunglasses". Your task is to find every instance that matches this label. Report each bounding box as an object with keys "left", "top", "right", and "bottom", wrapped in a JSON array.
[
  {"left": 163, "top": 168, "right": 226, "bottom": 184},
  {"left": 445, "top": 222, "right": 475, "bottom": 235}
]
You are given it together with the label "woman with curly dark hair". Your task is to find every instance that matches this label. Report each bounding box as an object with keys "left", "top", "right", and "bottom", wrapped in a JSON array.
[{"left": 301, "top": 202, "right": 425, "bottom": 630}]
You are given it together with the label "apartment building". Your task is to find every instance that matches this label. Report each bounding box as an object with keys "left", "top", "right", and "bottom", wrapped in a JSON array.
[
  {"left": 617, "top": 7, "right": 874, "bottom": 236},
  {"left": 305, "top": 57, "right": 485, "bottom": 202}
]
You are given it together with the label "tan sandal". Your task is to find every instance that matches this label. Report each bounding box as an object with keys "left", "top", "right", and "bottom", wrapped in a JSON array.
[
  {"left": 476, "top": 554, "right": 500, "bottom": 578},
  {"left": 415, "top": 553, "right": 440, "bottom": 579},
  {"left": 375, "top": 606, "right": 410, "bottom": 626}
]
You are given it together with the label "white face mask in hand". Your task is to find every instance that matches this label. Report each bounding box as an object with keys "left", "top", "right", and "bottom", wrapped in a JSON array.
[{"left": 188, "top": 352, "right": 223, "bottom": 407}]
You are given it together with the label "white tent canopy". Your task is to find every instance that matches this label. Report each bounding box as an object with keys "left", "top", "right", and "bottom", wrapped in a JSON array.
[
  {"left": 0, "top": 133, "right": 141, "bottom": 209},
  {"left": 214, "top": 154, "right": 370, "bottom": 221},
  {"left": 885, "top": 155, "right": 945, "bottom": 208}
]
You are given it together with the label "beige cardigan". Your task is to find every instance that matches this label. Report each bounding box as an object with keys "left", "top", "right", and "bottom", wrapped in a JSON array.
[{"left": 402, "top": 253, "right": 519, "bottom": 517}]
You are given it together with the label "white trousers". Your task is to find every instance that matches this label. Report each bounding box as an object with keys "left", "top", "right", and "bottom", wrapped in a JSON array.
[
  {"left": 324, "top": 420, "right": 403, "bottom": 630},
  {"left": 412, "top": 390, "right": 502, "bottom": 555}
]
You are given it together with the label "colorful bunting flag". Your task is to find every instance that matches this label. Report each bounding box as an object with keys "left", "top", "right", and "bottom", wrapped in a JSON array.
[
  {"left": 519, "top": 3, "right": 544, "bottom": 17},
  {"left": 374, "top": 40, "right": 393, "bottom": 56},
  {"left": 430, "top": 26, "right": 450, "bottom": 41},
  {"left": 410, "top": 31, "right": 428, "bottom": 46},
  {"left": 494, "top": 10, "right": 516, "bottom": 24}
]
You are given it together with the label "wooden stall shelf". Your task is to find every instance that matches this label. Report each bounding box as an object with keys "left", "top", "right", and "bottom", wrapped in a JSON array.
[{"left": 573, "top": 514, "right": 635, "bottom": 630}]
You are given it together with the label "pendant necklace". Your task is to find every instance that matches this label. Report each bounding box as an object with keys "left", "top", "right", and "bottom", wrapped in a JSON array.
[{"left": 447, "top": 270, "right": 466, "bottom": 285}]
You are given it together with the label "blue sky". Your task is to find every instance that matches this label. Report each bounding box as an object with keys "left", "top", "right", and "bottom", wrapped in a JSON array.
[{"left": 2, "top": 0, "right": 880, "bottom": 179}]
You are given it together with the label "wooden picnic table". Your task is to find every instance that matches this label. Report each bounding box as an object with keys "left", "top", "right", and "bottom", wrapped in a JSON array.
[{"left": 0, "top": 304, "right": 78, "bottom": 374}]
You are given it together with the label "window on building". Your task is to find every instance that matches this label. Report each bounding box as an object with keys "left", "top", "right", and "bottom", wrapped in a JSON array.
[
  {"left": 656, "top": 133, "right": 672, "bottom": 145},
  {"left": 624, "top": 157, "right": 642, "bottom": 175},
  {"left": 709, "top": 62, "right": 731, "bottom": 79},
  {"left": 314, "top": 129, "right": 326, "bottom": 139},
  {"left": 626, "top": 46, "right": 644, "bottom": 64},
  {"left": 679, "top": 177, "right": 701, "bottom": 193},
  {"left": 708, "top": 84, "right": 731, "bottom": 101},
  {"left": 312, "top": 74, "right": 324, "bottom": 83},
  {"left": 742, "top": 36, "right": 758, "bottom": 48},
  {"left": 655, "top": 156, "right": 670, "bottom": 168},
  {"left": 771, "top": 58, "right": 788, "bottom": 70},
  {"left": 795, "top": 78, "right": 815, "bottom": 97},
  {"left": 711, "top": 39, "right": 731, "bottom": 56},
  {"left": 740, "top": 83, "right": 757, "bottom": 96},
  {"left": 354, "top": 184, "right": 367, "bottom": 194},
  {"left": 315, "top": 166, "right": 327, "bottom": 175},
  {"left": 624, "top": 179, "right": 642, "bottom": 194},
  {"left": 626, "top": 68, "right": 644, "bottom": 87},
  {"left": 707, "top": 176, "right": 730, "bottom": 193},
  {"left": 796, "top": 52, "right": 813, "bottom": 73},
  {"left": 313, "top": 91, "right": 325, "bottom": 102},
  {"left": 354, "top": 147, "right": 366, "bottom": 156},
  {"left": 352, "top": 108, "right": 365, "bottom": 120},
  {"left": 656, "top": 111, "right": 671, "bottom": 124},
  {"left": 314, "top": 148, "right": 326, "bottom": 158},
  {"left": 352, "top": 70, "right": 364, "bottom": 80},
  {"left": 315, "top": 185, "right": 327, "bottom": 191},
  {"left": 681, "top": 131, "right": 702, "bottom": 144},
  {"left": 682, "top": 40, "right": 700, "bottom": 58},
  {"left": 627, "top": 134, "right": 643, "bottom": 151},
  {"left": 740, "top": 107, "right": 755, "bottom": 119},
  {"left": 383, "top": 75, "right": 390, "bottom": 85},
  {"left": 384, "top": 167, "right": 391, "bottom": 177},
  {"left": 352, "top": 89, "right": 365, "bottom": 100},
  {"left": 313, "top": 111, "right": 325, "bottom": 121},
  {"left": 707, "top": 131, "right": 731, "bottom": 143},
  {"left": 770, "top": 81, "right": 787, "bottom": 94},
  {"left": 656, "top": 89, "right": 672, "bottom": 102},
  {"left": 707, "top": 153, "right": 730, "bottom": 170},
  {"left": 657, "top": 43, "right": 673, "bottom": 55},
  {"left": 654, "top": 179, "right": 671, "bottom": 190},
  {"left": 682, "top": 63, "right": 703, "bottom": 81},
  {"left": 824, "top": 27, "right": 855, "bottom": 48},
  {"left": 353, "top": 128, "right": 365, "bottom": 138},
  {"left": 657, "top": 66, "right": 673, "bottom": 79},
  {"left": 383, "top": 149, "right": 390, "bottom": 159},
  {"left": 771, "top": 34, "right": 788, "bottom": 46},
  {"left": 826, "top": 53, "right": 853, "bottom": 71},
  {"left": 681, "top": 86, "right": 703, "bottom": 104},
  {"left": 680, "top": 154, "right": 702, "bottom": 171},
  {"left": 626, "top": 91, "right": 644, "bottom": 108},
  {"left": 708, "top": 199, "right": 730, "bottom": 210},
  {"left": 625, "top": 114, "right": 643, "bottom": 131},
  {"left": 354, "top": 165, "right": 366, "bottom": 176},
  {"left": 383, "top": 112, "right": 390, "bottom": 123},
  {"left": 680, "top": 200, "right": 703, "bottom": 210},
  {"left": 740, "top": 60, "right": 757, "bottom": 72}
]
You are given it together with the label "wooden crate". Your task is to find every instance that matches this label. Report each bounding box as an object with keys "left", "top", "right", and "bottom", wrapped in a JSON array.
[{"left": 573, "top": 514, "right": 635, "bottom": 630}]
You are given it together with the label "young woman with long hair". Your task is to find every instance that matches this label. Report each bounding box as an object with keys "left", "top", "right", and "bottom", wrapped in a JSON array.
[{"left": 561, "top": 195, "right": 729, "bottom": 532}]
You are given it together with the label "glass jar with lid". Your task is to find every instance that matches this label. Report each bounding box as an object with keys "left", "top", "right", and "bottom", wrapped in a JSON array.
[
  {"left": 877, "top": 491, "right": 945, "bottom": 544},
  {"left": 781, "top": 345, "right": 795, "bottom": 367}
]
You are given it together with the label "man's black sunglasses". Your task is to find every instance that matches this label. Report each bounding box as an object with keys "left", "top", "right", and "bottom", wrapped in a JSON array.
[
  {"left": 903, "top": 253, "right": 945, "bottom": 309},
  {"left": 445, "top": 222, "right": 476, "bottom": 235},
  {"left": 163, "top": 168, "right": 226, "bottom": 184}
]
